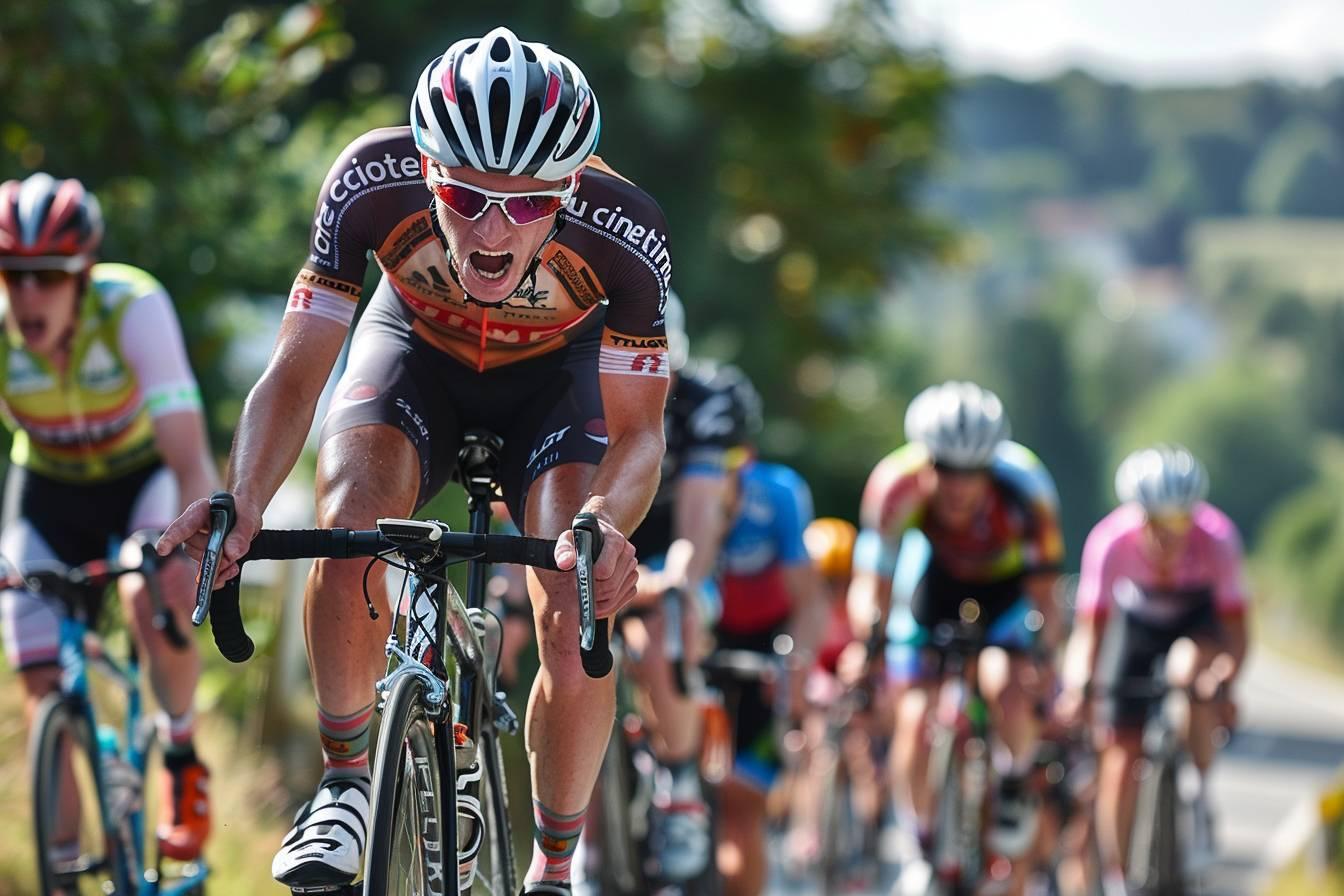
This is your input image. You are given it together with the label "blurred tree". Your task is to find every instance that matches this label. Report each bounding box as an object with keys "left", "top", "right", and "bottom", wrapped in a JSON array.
[
  {"left": 1302, "top": 303, "right": 1344, "bottom": 434},
  {"left": 1258, "top": 445, "right": 1344, "bottom": 638},
  {"left": 1244, "top": 117, "right": 1344, "bottom": 217}
]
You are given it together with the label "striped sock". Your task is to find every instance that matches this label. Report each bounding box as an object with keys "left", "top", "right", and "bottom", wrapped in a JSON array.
[
  {"left": 157, "top": 709, "right": 196, "bottom": 759},
  {"left": 317, "top": 702, "right": 374, "bottom": 779},
  {"left": 526, "top": 800, "right": 585, "bottom": 883}
]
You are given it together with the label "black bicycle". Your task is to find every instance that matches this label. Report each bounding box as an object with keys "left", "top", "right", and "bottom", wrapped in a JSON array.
[
  {"left": 192, "top": 430, "right": 611, "bottom": 896},
  {"left": 1117, "top": 670, "right": 1222, "bottom": 896},
  {"left": 813, "top": 631, "right": 888, "bottom": 894},
  {"left": 922, "top": 601, "right": 994, "bottom": 896}
]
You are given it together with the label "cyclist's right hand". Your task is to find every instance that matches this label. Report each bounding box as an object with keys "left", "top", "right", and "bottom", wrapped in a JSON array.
[{"left": 155, "top": 492, "right": 262, "bottom": 589}]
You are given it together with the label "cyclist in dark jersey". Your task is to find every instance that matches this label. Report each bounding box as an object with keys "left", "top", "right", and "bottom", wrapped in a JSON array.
[
  {"left": 161, "top": 27, "right": 666, "bottom": 896},
  {"left": 608, "top": 294, "right": 762, "bottom": 883}
]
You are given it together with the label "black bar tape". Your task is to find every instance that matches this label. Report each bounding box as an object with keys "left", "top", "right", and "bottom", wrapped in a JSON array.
[
  {"left": 211, "top": 576, "right": 253, "bottom": 663},
  {"left": 480, "top": 534, "right": 560, "bottom": 570},
  {"left": 244, "top": 528, "right": 352, "bottom": 562}
]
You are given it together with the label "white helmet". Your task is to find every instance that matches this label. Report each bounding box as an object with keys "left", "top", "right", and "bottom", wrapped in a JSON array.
[
  {"left": 904, "top": 381, "right": 1011, "bottom": 469},
  {"left": 411, "top": 26, "right": 601, "bottom": 181},
  {"left": 664, "top": 290, "right": 689, "bottom": 372},
  {"left": 1115, "top": 445, "right": 1208, "bottom": 514}
]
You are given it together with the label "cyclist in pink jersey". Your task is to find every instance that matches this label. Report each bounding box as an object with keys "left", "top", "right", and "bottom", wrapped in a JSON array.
[{"left": 1058, "top": 446, "right": 1248, "bottom": 894}]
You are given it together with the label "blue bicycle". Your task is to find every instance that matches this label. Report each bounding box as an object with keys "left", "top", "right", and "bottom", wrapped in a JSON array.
[{"left": 5, "top": 531, "right": 208, "bottom": 896}]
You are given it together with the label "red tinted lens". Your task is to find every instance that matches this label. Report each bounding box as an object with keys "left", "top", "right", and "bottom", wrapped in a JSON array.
[
  {"left": 503, "top": 194, "right": 565, "bottom": 225},
  {"left": 1, "top": 269, "right": 72, "bottom": 288},
  {"left": 432, "top": 182, "right": 490, "bottom": 220}
]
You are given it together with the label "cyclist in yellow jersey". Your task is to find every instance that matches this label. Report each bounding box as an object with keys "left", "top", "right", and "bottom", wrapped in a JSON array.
[{"left": 0, "top": 173, "right": 220, "bottom": 862}]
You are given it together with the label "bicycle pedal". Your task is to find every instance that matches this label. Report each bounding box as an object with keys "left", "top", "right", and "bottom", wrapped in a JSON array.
[
  {"left": 289, "top": 884, "right": 359, "bottom": 895},
  {"left": 493, "top": 690, "right": 520, "bottom": 734}
]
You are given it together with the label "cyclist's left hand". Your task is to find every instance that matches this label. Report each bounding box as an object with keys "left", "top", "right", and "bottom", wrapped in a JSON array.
[{"left": 554, "top": 515, "right": 638, "bottom": 617}]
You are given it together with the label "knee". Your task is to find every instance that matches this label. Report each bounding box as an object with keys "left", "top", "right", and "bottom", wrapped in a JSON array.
[
  {"left": 1166, "top": 638, "right": 1200, "bottom": 688},
  {"left": 118, "top": 577, "right": 154, "bottom": 629}
]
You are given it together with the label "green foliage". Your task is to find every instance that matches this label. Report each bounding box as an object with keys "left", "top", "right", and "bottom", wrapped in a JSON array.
[
  {"left": 1245, "top": 117, "right": 1344, "bottom": 217},
  {"left": 1259, "top": 448, "right": 1344, "bottom": 638}
]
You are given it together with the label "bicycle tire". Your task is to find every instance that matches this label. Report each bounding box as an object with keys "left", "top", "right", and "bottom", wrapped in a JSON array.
[
  {"left": 1152, "top": 758, "right": 1185, "bottom": 896},
  {"left": 364, "top": 674, "right": 454, "bottom": 896},
  {"left": 30, "top": 695, "right": 135, "bottom": 896},
  {"left": 926, "top": 728, "right": 970, "bottom": 896},
  {"left": 593, "top": 720, "right": 643, "bottom": 894},
  {"left": 819, "top": 744, "right": 861, "bottom": 892},
  {"left": 466, "top": 727, "right": 517, "bottom": 894}
]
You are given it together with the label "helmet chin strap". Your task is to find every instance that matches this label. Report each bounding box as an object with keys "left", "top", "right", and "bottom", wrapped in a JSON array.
[{"left": 429, "top": 197, "right": 566, "bottom": 305}]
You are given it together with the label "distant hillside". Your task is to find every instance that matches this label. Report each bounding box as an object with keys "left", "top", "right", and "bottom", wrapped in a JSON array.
[{"left": 935, "top": 71, "right": 1344, "bottom": 264}]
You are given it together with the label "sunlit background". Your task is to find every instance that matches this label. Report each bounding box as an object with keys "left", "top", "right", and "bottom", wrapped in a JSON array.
[{"left": 4, "top": 1, "right": 1344, "bottom": 893}]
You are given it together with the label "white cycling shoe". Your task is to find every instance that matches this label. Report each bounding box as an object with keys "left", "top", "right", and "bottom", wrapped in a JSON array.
[{"left": 272, "top": 776, "right": 371, "bottom": 890}]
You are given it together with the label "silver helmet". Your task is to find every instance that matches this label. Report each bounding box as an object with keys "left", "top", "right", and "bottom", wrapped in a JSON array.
[
  {"left": 1115, "top": 445, "right": 1208, "bottom": 514},
  {"left": 904, "top": 381, "right": 1011, "bottom": 469}
]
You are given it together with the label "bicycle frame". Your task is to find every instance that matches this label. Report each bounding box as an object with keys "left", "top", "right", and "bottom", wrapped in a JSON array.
[
  {"left": 926, "top": 621, "right": 992, "bottom": 891},
  {"left": 45, "top": 570, "right": 208, "bottom": 896}
]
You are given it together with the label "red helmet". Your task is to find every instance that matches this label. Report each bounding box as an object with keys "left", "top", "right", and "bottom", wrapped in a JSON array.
[{"left": 0, "top": 173, "right": 104, "bottom": 271}]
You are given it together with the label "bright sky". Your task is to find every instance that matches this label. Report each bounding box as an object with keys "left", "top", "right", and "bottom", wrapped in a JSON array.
[{"left": 762, "top": 0, "right": 1344, "bottom": 85}]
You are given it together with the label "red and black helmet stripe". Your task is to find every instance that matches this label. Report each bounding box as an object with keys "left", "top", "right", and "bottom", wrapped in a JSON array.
[{"left": 0, "top": 173, "right": 104, "bottom": 262}]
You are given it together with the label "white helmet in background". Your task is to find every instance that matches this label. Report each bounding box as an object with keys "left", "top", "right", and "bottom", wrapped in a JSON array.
[
  {"left": 1115, "top": 445, "right": 1208, "bottom": 514},
  {"left": 411, "top": 26, "right": 601, "bottom": 181},
  {"left": 904, "top": 381, "right": 1011, "bottom": 469},
  {"left": 664, "top": 290, "right": 689, "bottom": 372}
]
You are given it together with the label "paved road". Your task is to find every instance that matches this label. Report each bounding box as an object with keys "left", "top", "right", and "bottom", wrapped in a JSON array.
[{"left": 765, "top": 646, "right": 1344, "bottom": 896}]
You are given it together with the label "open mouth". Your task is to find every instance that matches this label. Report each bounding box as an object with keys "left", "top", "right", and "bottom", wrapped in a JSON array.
[
  {"left": 468, "top": 250, "right": 514, "bottom": 282},
  {"left": 18, "top": 319, "right": 46, "bottom": 343}
]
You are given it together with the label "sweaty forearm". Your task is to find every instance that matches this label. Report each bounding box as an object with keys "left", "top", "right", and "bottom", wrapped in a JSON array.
[
  {"left": 227, "top": 370, "right": 324, "bottom": 514},
  {"left": 582, "top": 430, "right": 663, "bottom": 535}
]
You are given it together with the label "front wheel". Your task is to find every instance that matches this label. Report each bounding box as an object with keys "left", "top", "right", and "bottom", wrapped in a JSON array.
[
  {"left": 364, "top": 675, "right": 453, "bottom": 896},
  {"left": 30, "top": 695, "right": 135, "bottom": 895}
]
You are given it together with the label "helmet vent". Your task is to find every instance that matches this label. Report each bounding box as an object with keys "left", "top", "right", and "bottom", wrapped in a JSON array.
[
  {"left": 522, "top": 45, "right": 538, "bottom": 63},
  {"left": 490, "top": 36, "right": 511, "bottom": 61},
  {"left": 488, "top": 80, "right": 512, "bottom": 159},
  {"left": 518, "top": 96, "right": 542, "bottom": 147}
]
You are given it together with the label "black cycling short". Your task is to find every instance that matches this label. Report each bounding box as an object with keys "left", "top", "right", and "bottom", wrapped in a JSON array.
[
  {"left": 320, "top": 277, "right": 607, "bottom": 523},
  {"left": 910, "top": 560, "right": 1027, "bottom": 633},
  {"left": 1095, "top": 595, "right": 1222, "bottom": 730},
  {"left": 1, "top": 462, "right": 176, "bottom": 670},
  {"left": 1, "top": 462, "right": 167, "bottom": 567},
  {"left": 705, "top": 625, "right": 787, "bottom": 792}
]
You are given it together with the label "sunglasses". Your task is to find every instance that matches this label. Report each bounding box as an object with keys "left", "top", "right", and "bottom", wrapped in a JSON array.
[
  {"left": 933, "top": 461, "right": 989, "bottom": 477},
  {"left": 1, "top": 269, "right": 75, "bottom": 289},
  {"left": 426, "top": 166, "right": 576, "bottom": 226},
  {"left": 1148, "top": 511, "right": 1194, "bottom": 537}
]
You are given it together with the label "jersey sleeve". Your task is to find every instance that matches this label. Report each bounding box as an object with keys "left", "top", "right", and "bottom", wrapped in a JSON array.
[
  {"left": 588, "top": 176, "right": 672, "bottom": 380},
  {"left": 993, "top": 442, "right": 1065, "bottom": 572},
  {"left": 288, "top": 128, "right": 420, "bottom": 327},
  {"left": 1073, "top": 524, "right": 1118, "bottom": 620},
  {"left": 773, "top": 468, "right": 814, "bottom": 566},
  {"left": 1208, "top": 513, "right": 1250, "bottom": 617},
  {"left": 117, "top": 288, "right": 203, "bottom": 418}
]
